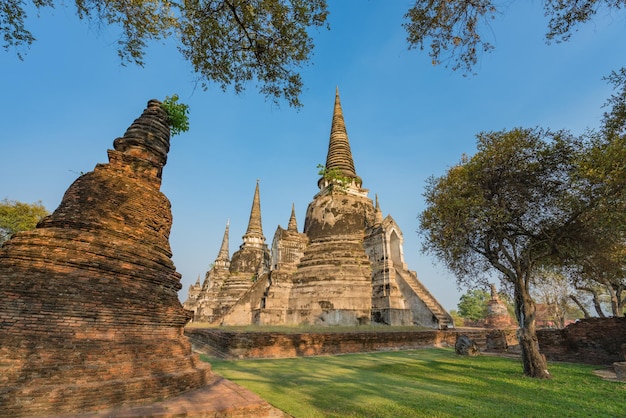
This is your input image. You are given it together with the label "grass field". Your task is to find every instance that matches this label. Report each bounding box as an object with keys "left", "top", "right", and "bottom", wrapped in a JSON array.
[{"left": 205, "top": 348, "right": 625, "bottom": 417}]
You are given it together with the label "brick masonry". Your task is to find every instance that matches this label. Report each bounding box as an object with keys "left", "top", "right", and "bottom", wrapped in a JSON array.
[
  {"left": 187, "top": 318, "right": 626, "bottom": 366},
  {"left": 537, "top": 317, "right": 626, "bottom": 365},
  {"left": 0, "top": 100, "right": 213, "bottom": 416},
  {"left": 186, "top": 328, "right": 459, "bottom": 359}
]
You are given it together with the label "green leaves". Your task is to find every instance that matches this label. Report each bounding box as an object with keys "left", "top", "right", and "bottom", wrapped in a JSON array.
[
  {"left": 0, "top": 199, "right": 49, "bottom": 245},
  {"left": 419, "top": 127, "right": 587, "bottom": 285},
  {"left": 317, "top": 163, "right": 352, "bottom": 193},
  {"left": 403, "top": 0, "right": 497, "bottom": 74},
  {"left": 457, "top": 289, "right": 490, "bottom": 321},
  {"left": 177, "top": 0, "right": 328, "bottom": 107},
  {"left": 404, "top": 1, "right": 625, "bottom": 74},
  {"left": 4, "top": 0, "right": 329, "bottom": 107},
  {"left": 161, "top": 94, "right": 190, "bottom": 136}
]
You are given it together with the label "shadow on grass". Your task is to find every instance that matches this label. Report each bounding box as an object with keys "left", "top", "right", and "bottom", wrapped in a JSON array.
[{"left": 207, "top": 348, "right": 625, "bottom": 418}]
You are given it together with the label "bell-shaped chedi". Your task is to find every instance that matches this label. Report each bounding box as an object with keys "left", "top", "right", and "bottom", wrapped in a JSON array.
[
  {"left": 0, "top": 100, "right": 213, "bottom": 416},
  {"left": 184, "top": 89, "right": 453, "bottom": 329},
  {"left": 291, "top": 88, "right": 375, "bottom": 325},
  {"left": 485, "top": 284, "right": 514, "bottom": 328}
]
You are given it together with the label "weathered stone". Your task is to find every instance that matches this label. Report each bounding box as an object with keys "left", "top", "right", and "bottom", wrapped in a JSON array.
[
  {"left": 455, "top": 334, "right": 480, "bottom": 356},
  {"left": 486, "top": 328, "right": 518, "bottom": 351},
  {"left": 537, "top": 317, "right": 626, "bottom": 365},
  {"left": 484, "top": 283, "right": 514, "bottom": 328},
  {"left": 186, "top": 328, "right": 459, "bottom": 359},
  {"left": 613, "top": 362, "right": 626, "bottom": 381},
  {"left": 184, "top": 90, "right": 452, "bottom": 329},
  {"left": 0, "top": 100, "right": 213, "bottom": 416}
]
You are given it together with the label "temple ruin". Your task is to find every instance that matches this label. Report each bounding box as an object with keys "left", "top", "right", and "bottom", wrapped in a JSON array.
[
  {"left": 0, "top": 100, "right": 214, "bottom": 415},
  {"left": 184, "top": 90, "right": 452, "bottom": 328}
]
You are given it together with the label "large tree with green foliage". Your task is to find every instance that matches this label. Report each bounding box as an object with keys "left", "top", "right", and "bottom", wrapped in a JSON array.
[
  {"left": 420, "top": 69, "right": 626, "bottom": 377},
  {"left": 564, "top": 67, "right": 626, "bottom": 317},
  {"left": 457, "top": 289, "right": 489, "bottom": 322},
  {"left": 530, "top": 267, "right": 583, "bottom": 328},
  {"left": 565, "top": 241, "right": 626, "bottom": 317},
  {"left": 0, "top": 199, "right": 49, "bottom": 245},
  {"left": 403, "top": 1, "right": 626, "bottom": 73},
  {"left": 419, "top": 127, "right": 591, "bottom": 379},
  {"left": 2, "top": 0, "right": 328, "bottom": 107}
]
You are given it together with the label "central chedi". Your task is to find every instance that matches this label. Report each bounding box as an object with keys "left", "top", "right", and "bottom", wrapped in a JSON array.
[
  {"left": 0, "top": 100, "right": 214, "bottom": 416},
  {"left": 185, "top": 89, "right": 453, "bottom": 328}
]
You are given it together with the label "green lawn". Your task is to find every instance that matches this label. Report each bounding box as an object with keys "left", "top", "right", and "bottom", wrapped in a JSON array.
[{"left": 205, "top": 348, "right": 625, "bottom": 417}]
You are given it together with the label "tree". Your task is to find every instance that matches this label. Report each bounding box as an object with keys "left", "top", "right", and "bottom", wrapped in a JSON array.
[
  {"left": 419, "top": 127, "right": 595, "bottom": 378},
  {"left": 2, "top": 0, "right": 329, "bottom": 107},
  {"left": 0, "top": 199, "right": 49, "bottom": 245},
  {"left": 566, "top": 244, "right": 626, "bottom": 317},
  {"left": 566, "top": 67, "right": 626, "bottom": 317},
  {"left": 457, "top": 289, "right": 489, "bottom": 322},
  {"left": 530, "top": 267, "right": 582, "bottom": 328},
  {"left": 447, "top": 309, "right": 464, "bottom": 327},
  {"left": 403, "top": 1, "right": 626, "bottom": 73}
]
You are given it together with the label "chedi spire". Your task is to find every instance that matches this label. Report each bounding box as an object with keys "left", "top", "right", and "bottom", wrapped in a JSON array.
[
  {"left": 288, "top": 203, "right": 298, "bottom": 232},
  {"left": 215, "top": 219, "right": 231, "bottom": 269},
  {"left": 374, "top": 194, "right": 383, "bottom": 226},
  {"left": 319, "top": 87, "right": 362, "bottom": 189},
  {"left": 242, "top": 180, "right": 265, "bottom": 246}
]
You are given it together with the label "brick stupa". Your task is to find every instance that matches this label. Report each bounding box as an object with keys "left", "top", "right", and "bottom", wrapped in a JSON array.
[
  {"left": 0, "top": 100, "right": 214, "bottom": 415},
  {"left": 485, "top": 284, "right": 514, "bottom": 328}
]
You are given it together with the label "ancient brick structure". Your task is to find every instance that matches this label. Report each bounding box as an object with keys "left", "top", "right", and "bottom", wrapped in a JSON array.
[
  {"left": 536, "top": 317, "right": 626, "bottom": 365},
  {"left": 0, "top": 100, "right": 213, "bottom": 416},
  {"left": 185, "top": 183, "right": 272, "bottom": 324},
  {"left": 484, "top": 284, "right": 514, "bottom": 328},
  {"left": 186, "top": 328, "right": 458, "bottom": 359},
  {"left": 185, "top": 90, "right": 452, "bottom": 328}
]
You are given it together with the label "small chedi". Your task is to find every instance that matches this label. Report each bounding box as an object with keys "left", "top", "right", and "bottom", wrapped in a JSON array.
[
  {"left": 0, "top": 100, "right": 213, "bottom": 416},
  {"left": 184, "top": 90, "right": 453, "bottom": 328},
  {"left": 485, "top": 283, "right": 514, "bottom": 328}
]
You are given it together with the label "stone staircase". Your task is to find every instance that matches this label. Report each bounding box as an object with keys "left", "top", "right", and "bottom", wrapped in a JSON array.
[{"left": 395, "top": 268, "right": 454, "bottom": 329}]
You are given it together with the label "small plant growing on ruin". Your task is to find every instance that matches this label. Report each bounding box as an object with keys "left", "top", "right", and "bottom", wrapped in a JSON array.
[
  {"left": 317, "top": 164, "right": 352, "bottom": 193},
  {"left": 161, "top": 94, "right": 190, "bottom": 136}
]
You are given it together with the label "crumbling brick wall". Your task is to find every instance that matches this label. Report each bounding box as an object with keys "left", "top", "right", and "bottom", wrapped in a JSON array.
[
  {"left": 186, "top": 329, "right": 459, "bottom": 359},
  {"left": 537, "top": 317, "right": 626, "bottom": 365}
]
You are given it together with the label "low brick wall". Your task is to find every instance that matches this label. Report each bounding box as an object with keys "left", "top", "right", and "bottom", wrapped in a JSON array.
[
  {"left": 188, "top": 319, "right": 626, "bottom": 365},
  {"left": 185, "top": 329, "right": 462, "bottom": 359},
  {"left": 537, "top": 317, "right": 626, "bottom": 365}
]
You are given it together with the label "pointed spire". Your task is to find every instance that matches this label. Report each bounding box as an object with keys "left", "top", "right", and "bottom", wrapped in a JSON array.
[
  {"left": 288, "top": 203, "right": 298, "bottom": 232},
  {"left": 324, "top": 88, "right": 359, "bottom": 180},
  {"left": 242, "top": 180, "right": 265, "bottom": 246},
  {"left": 215, "top": 219, "right": 230, "bottom": 264},
  {"left": 374, "top": 194, "right": 383, "bottom": 226},
  {"left": 195, "top": 274, "right": 201, "bottom": 286}
]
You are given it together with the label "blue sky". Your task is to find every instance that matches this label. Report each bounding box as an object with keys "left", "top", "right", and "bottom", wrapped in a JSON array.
[{"left": 2, "top": 2, "right": 625, "bottom": 311}]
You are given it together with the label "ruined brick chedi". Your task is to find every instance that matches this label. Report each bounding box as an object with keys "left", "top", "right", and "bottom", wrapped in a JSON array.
[
  {"left": 0, "top": 100, "right": 213, "bottom": 415},
  {"left": 184, "top": 90, "right": 453, "bottom": 328}
]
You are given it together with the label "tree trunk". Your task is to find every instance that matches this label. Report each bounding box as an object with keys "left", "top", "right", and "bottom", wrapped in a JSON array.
[
  {"left": 569, "top": 295, "right": 591, "bottom": 318},
  {"left": 591, "top": 291, "right": 607, "bottom": 318},
  {"left": 607, "top": 285, "right": 619, "bottom": 317},
  {"left": 577, "top": 286, "right": 606, "bottom": 317},
  {"left": 514, "top": 279, "right": 552, "bottom": 379}
]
